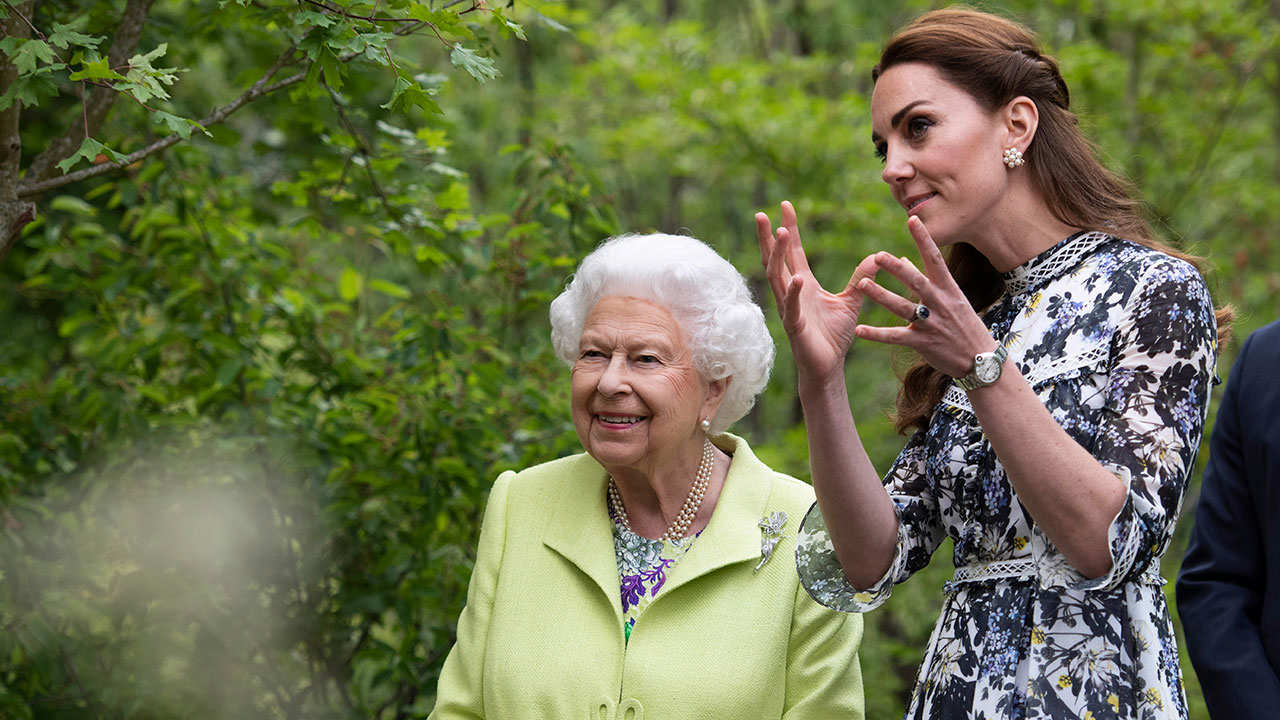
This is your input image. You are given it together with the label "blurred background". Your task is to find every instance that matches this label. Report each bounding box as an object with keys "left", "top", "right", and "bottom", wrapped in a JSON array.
[{"left": 1, "top": 0, "right": 1277, "bottom": 717}]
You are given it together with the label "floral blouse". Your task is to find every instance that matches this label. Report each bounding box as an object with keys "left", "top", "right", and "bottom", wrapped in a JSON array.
[
  {"left": 609, "top": 514, "right": 699, "bottom": 643},
  {"left": 796, "top": 232, "right": 1218, "bottom": 720}
]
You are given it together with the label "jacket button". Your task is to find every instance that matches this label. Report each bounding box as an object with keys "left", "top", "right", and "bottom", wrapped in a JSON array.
[{"left": 618, "top": 698, "right": 643, "bottom": 720}]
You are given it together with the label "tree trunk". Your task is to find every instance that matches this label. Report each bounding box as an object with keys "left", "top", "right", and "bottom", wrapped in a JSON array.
[
  {"left": 0, "top": 1, "right": 37, "bottom": 261},
  {"left": 792, "top": 0, "right": 813, "bottom": 56}
]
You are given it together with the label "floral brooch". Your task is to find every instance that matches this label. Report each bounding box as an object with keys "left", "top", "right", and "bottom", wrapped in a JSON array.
[{"left": 754, "top": 511, "right": 788, "bottom": 573}]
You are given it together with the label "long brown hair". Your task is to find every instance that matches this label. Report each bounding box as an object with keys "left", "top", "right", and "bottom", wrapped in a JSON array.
[{"left": 877, "top": 7, "right": 1233, "bottom": 434}]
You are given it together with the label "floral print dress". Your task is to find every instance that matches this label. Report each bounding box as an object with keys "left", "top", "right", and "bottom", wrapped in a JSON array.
[{"left": 796, "top": 232, "right": 1218, "bottom": 720}]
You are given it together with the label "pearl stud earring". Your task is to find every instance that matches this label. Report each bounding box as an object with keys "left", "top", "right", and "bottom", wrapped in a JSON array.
[
  {"left": 700, "top": 418, "right": 711, "bottom": 432},
  {"left": 1002, "top": 147, "right": 1025, "bottom": 169}
]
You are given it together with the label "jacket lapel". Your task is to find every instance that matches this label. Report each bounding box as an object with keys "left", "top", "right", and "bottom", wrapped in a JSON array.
[
  {"left": 539, "top": 434, "right": 775, "bottom": 614},
  {"left": 541, "top": 455, "right": 622, "bottom": 613},
  {"left": 658, "top": 433, "right": 770, "bottom": 597}
]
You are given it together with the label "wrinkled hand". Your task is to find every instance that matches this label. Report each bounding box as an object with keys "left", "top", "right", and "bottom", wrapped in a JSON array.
[
  {"left": 853, "top": 216, "right": 998, "bottom": 377},
  {"left": 755, "top": 201, "right": 878, "bottom": 383}
]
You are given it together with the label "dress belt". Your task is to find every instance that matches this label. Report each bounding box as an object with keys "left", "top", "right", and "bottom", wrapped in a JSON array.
[{"left": 946, "top": 557, "right": 1165, "bottom": 591}]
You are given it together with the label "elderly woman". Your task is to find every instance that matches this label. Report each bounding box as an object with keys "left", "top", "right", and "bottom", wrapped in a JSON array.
[{"left": 429, "top": 233, "right": 864, "bottom": 720}]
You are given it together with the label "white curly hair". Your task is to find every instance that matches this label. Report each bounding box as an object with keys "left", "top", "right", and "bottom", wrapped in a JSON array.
[{"left": 549, "top": 233, "right": 774, "bottom": 435}]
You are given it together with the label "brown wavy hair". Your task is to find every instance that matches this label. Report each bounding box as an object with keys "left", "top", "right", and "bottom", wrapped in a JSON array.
[{"left": 877, "top": 7, "right": 1233, "bottom": 434}]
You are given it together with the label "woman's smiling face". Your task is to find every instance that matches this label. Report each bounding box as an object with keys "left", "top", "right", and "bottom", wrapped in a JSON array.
[
  {"left": 871, "top": 62, "right": 1010, "bottom": 246},
  {"left": 570, "top": 296, "right": 723, "bottom": 478}
]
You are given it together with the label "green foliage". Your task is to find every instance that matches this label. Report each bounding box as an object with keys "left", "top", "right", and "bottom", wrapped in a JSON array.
[
  {"left": 55, "top": 137, "right": 126, "bottom": 173},
  {"left": 449, "top": 45, "right": 501, "bottom": 82},
  {"left": 2, "top": 0, "right": 616, "bottom": 717},
  {"left": 3, "top": 0, "right": 1278, "bottom": 718},
  {"left": 3, "top": 129, "right": 611, "bottom": 718}
]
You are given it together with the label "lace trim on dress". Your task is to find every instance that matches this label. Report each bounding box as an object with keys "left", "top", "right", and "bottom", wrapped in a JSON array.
[
  {"left": 940, "top": 233, "right": 1115, "bottom": 418},
  {"left": 1021, "top": 344, "right": 1110, "bottom": 388},
  {"left": 1001, "top": 231, "right": 1111, "bottom": 296},
  {"left": 943, "top": 556, "right": 1164, "bottom": 594}
]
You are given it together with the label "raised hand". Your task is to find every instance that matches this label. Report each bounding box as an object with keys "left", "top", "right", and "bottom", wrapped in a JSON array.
[
  {"left": 853, "top": 215, "right": 998, "bottom": 377},
  {"left": 755, "top": 201, "right": 878, "bottom": 384}
]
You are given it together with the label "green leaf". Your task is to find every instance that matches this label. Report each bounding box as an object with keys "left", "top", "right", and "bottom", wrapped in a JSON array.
[
  {"left": 278, "top": 288, "right": 308, "bottom": 313},
  {"left": 215, "top": 357, "right": 244, "bottom": 387},
  {"left": 320, "top": 50, "right": 343, "bottom": 91},
  {"left": 380, "top": 76, "right": 442, "bottom": 115},
  {"left": 435, "top": 181, "right": 469, "bottom": 211},
  {"left": 9, "top": 39, "right": 55, "bottom": 75},
  {"left": 449, "top": 45, "right": 500, "bottom": 82},
  {"left": 49, "top": 196, "right": 97, "bottom": 216},
  {"left": 339, "top": 267, "right": 363, "bottom": 301},
  {"left": 47, "top": 23, "right": 104, "bottom": 51},
  {"left": 370, "top": 279, "right": 410, "bottom": 300},
  {"left": 132, "top": 43, "right": 169, "bottom": 65},
  {"left": 0, "top": 77, "right": 40, "bottom": 110},
  {"left": 405, "top": 6, "right": 466, "bottom": 35},
  {"left": 492, "top": 10, "right": 527, "bottom": 40},
  {"left": 136, "top": 385, "right": 168, "bottom": 404},
  {"left": 69, "top": 56, "right": 126, "bottom": 82},
  {"left": 120, "top": 44, "right": 180, "bottom": 103},
  {"left": 55, "top": 137, "right": 126, "bottom": 173},
  {"left": 295, "top": 8, "right": 335, "bottom": 28},
  {"left": 415, "top": 245, "right": 448, "bottom": 266},
  {"left": 152, "top": 110, "right": 211, "bottom": 139}
]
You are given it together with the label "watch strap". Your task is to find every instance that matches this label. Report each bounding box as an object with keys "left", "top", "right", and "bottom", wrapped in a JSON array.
[{"left": 955, "top": 344, "right": 1008, "bottom": 391}]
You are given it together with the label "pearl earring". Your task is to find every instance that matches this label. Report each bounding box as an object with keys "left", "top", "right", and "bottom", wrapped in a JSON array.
[
  {"left": 1002, "top": 147, "right": 1025, "bottom": 168},
  {"left": 700, "top": 418, "right": 711, "bottom": 432}
]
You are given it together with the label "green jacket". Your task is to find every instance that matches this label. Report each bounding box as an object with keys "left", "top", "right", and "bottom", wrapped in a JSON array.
[{"left": 429, "top": 433, "right": 865, "bottom": 720}]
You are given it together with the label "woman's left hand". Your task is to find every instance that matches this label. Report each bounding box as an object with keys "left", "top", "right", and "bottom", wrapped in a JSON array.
[{"left": 853, "top": 216, "right": 999, "bottom": 377}]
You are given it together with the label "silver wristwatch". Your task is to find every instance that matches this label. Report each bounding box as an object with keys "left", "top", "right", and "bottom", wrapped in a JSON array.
[{"left": 955, "top": 344, "right": 1008, "bottom": 391}]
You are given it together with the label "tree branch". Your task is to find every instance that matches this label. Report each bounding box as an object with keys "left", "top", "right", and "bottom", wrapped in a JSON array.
[
  {"left": 1, "top": 0, "right": 42, "bottom": 38},
  {"left": 17, "top": 46, "right": 300, "bottom": 199},
  {"left": 1, "top": 1, "right": 37, "bottom": 261},
  {"left": 13, "top": 5, "right": 442, "bottom": 202},
  {"left": 25, "top": 0, "right": 157, "bottom": 183},
  {"left": 299, "top": 0, "right": 419, "bottom": 25},
  {"left": 325, "top": 85, "right": 397, "bottom": 220}
]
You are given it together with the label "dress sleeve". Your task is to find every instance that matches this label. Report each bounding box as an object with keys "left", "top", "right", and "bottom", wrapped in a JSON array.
[
  {"left": 1176, "top": 328, "right": 1280, "bottom": 715},
  {"left": 781, "top": 578, "right": 866, "bottom": 719},
  {"left": 795, "top": 429, "right": 947, "bottom": 611},
  {"left": 1056, "top": 258, "right": 1217, "bottom": 592},
  {"left": 428, "top": 471, "right": 514, "bottom": 720}
]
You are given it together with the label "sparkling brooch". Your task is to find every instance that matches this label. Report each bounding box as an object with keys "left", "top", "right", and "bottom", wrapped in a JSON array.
[{"left": 754, "top": 511, "right": 788, "bottom": 573}]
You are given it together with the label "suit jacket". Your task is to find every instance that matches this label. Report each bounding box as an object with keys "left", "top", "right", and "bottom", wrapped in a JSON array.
[
  {"left": 1177, "top": 320, "right": 1280, "bottom": 718},
  {"left": 428, "top": 433, "right": 864, "bottom": 720}
]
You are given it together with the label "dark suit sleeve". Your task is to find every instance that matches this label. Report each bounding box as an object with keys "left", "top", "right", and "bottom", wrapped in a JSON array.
[{"left": 1177, "top": 329, "right": 1280, "bottom": 717}]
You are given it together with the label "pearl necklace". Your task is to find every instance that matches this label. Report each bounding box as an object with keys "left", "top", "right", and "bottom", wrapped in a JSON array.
[{"left": 607, "top": 439, "right": 714, "bottom": 543}]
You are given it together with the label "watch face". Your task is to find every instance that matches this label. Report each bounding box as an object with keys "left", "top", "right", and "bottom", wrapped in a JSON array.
[{"left": 975, "top": 354, "right": 1001, "bottom": 383}]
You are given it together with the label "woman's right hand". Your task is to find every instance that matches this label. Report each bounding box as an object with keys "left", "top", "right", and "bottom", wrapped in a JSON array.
[{"left": 755, "top": 201, "right": 878, "bottom": 384}]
